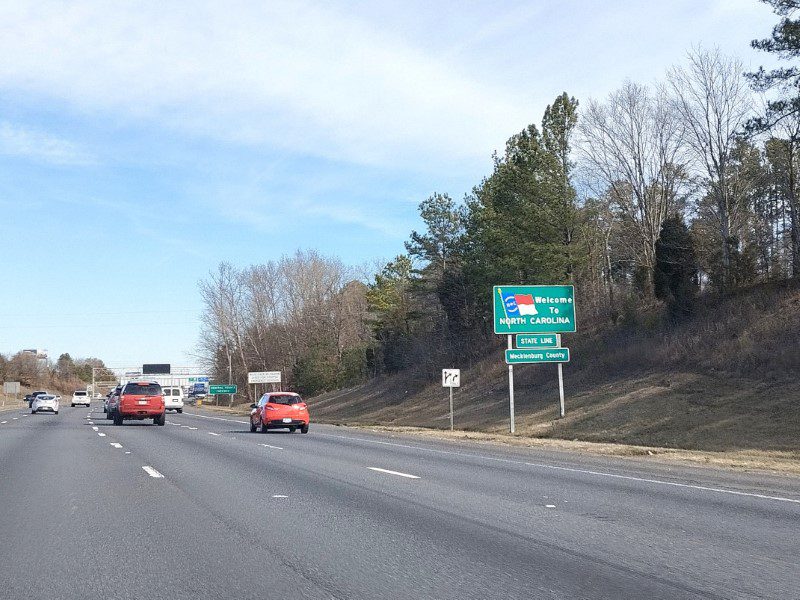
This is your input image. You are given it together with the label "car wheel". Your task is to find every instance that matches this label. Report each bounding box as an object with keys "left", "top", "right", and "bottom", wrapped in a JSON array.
[
  {"left": 55, "top": 411, "right": 59, "bottom": 415},
  {"left": 300, "top": 424, "right": 309, "bottom": 434},
  {"left": 260, "top": 422, "right": 269, "bottom": 433},
  {"left": 71, "top": 403, "right": 75, "bottom": 408},
  {"left": 31, "top": 409, "right": 36, "bottom": 414},
  {"left": 250, "top": 420, "right": 257, "bottom": 433},
  {"left": 154, "top": 413, "right": 165, "bottom": 426},
  {"left": 113, "top": 410, "right": 123, "bottom": 426},
  {"left": 289, "top": 426, "right": 296, "bottom": 433},
  {"left": 177, "top": 408, "right": 182, "bottom": 414}
]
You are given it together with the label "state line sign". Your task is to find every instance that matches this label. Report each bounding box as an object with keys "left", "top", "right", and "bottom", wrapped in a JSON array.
[{"left": 493, "top": 285, "right": 575, "bottom": 334}]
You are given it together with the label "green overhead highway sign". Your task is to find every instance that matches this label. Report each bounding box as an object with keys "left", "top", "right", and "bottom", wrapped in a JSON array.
[
  {"left": 505, "top": 348, "right": 570, "bottom": 364},
  {"left": 515, "top": 334, "right": 559, "bottom": 348},
  {"left": 493, "top": 285, "right": 576, "bottom": 334},
  {"left": 209, "top": 384, "right": 237, "bottom": 395}
]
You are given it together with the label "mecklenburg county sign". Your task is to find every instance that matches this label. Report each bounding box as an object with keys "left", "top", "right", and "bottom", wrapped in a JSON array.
[
  {"left": 493, "top": 285, "right": 576, "bottom": 334},
  {"left": 505, "top": 348, "right": 570, "bottom": 364}
]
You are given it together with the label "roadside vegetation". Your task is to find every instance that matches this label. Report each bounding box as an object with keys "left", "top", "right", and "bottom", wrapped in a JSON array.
[
  {"left": 0, "top": 352, "right": 113, "bottom": 399},
  {"left": 196, "top": 2, "right": 800, "bottom": 452}
]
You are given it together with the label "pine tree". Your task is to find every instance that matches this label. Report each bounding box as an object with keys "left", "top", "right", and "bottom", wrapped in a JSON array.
[{"left": 654, "top": 216, "right": 698, "bottom": 319}]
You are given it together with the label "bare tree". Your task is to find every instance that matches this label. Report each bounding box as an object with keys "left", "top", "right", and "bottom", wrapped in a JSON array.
[
  {"left": 579, "top": 81, "right": 689, "bottom": 294},
  {"left": 667, "top": 48, "right": 754, "bottom": 292}
]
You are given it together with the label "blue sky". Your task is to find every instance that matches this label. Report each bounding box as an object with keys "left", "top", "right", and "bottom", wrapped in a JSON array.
[{"left": 0, "top": 0, "right": 779, "bottom": 367}]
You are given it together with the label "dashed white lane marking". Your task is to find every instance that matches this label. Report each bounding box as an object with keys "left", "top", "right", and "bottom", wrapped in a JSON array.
[
  {"left": 98, "top": 433, "right": 106, "bottom": 437},
  {"left": 181, "top": 412, "right": 249, "bottom": 425},
  {"left": 92, "top": 426, "right": 99, "bottom": 431},
  {"left": 208, "top": 432, "right": 220, "bottom": 436},
  {"left": 142, "top": 466, "right": 164, "bottom": 478},
  {"left": 12, "top": 417, "right": 18, "bottom": 420},
  {"left": 367, "top": 467, "right": 420, "bottom": 479},
  {"left": 180, "top": 425, "right": 190, "bottom": 428},
  {"left": 259, "top": 443, "right": 283, "bottom": 450},
  {"left": 272, "top": 495, "right": 289, "bottom": 498},
  {"left": 545, "top": 505, "right": 556, "bottom": 508},
  {"left": 187, "top": 427, "right": 198, "bottom": 430},
  {"left": 1, "top": 421, "right": 7, "bottom": 424},
  {"left": 315, "top": 433, "right": 800, "bottom": 506},
  {"left": 125, "top": 451, "right": 131, "bottom": 454},
  {"left": 110, "top": 443, "right": 123, "bottom": 448},
  {"left": 22, "top": 415, "right": 28, "bottom": 418},
  {"left": 88, "top": 421, "right": 94, "bottom": 425}
]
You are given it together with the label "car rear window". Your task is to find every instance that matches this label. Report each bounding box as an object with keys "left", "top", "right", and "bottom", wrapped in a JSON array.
[
  {"left": 74, "top": 391, "right": 87, "bottom": 396},
  {"left": 268, "top": 395, "right": 301, "bottom": 405},
  {"left": 123, "top": 383, "right": 162, "bottom": 396},
  {"left": 163, "top": 388, "right": 172, "bottom": 396}
]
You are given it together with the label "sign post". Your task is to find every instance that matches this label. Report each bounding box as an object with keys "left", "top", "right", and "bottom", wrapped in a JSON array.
[
  {"left": 493, "top": 285, "right": 576, "bottom": 426},
  {"left": 441, "top": 369, "right": 460, "bottom": 431}
]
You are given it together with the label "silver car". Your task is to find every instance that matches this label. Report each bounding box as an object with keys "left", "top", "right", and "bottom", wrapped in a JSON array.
[{"left": 31, "top": 394, "right": 60, "bottom": 414}]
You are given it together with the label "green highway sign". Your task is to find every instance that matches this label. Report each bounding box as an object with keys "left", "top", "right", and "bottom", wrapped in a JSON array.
[
  {"left": 515, "top": 334, "right": 559, "bottom": 348},
  {"left": 493, "top": 285, "right": 576, "bottom": 334},
  {"left": 209, "top": 384, "right": 237, "bottom": 395},
  {"left": 505, "top": 348, "right": 570, "bottom": 364}
]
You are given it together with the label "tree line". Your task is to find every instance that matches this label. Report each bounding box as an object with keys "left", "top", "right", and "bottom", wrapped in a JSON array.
[{"left": 198, "top": 1, "right": 800, "bottom": 398}]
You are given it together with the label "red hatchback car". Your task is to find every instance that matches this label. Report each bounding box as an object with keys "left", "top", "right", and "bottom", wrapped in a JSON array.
[{"left": 250, "top": 392, "right": 309, "bottom": 434}]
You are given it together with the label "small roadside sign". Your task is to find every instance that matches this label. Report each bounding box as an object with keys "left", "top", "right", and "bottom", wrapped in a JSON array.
[
  {"left": 515, "top": 334, "right": 559, "bottom": 348},
  {"left": 442, "top": 369, "right": 461, "bottom": 388},
  {"left": 209, "top": 384, "right": 237, "bottom": 395},
  {"left": 493, "top": 285, "right": 576, "bottom": 334},
  {"left": 248, "top": 371, "right": 281, "bottom": 384},
  {"left": 505, "top": 348, "right": 570, "bottom": 364},
  {"left": 3, "top": 382, "right": 20, "bottom": 395}
]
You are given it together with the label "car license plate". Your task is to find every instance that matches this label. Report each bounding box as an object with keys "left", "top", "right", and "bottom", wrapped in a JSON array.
[
  {"left": 282, "top": 418, "right": 292, "bottom": 423},
  {"left": 137, "top": 400, "right": 148, "bottom": 405}
]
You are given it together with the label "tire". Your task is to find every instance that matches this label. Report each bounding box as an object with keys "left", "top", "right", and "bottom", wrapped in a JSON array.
[
  {"left": 300, "top": 424, "right": 309, "bottom": 434},
  {"left": 113, "top": 410, "right": 123, "bottom": 426},
  {"left": 106, "top": 410, "right": 112, "bottom": 420},
  {"left": 154, "top": 413, "right": 165, "bottom": 426},
  {"left": 260, "top": 421, "right": 269, "bottom": 433},
  {"left": 71, "top": 403, "right": 75, "bottom": 408},
  {"left": 31, "top": 409, "right": 36, "bottom": 414},
  {"left": 55, "top": 411, "right": 59, "bottom": 415},
  {"left": 250, "top": 420, "right": 257, "bottom": 433},
  {"left": 177, "top": 408, "right": 182, "bottom": 414},
  {"left": 289, "top": 426, "right": 296, "bottom": 433}
]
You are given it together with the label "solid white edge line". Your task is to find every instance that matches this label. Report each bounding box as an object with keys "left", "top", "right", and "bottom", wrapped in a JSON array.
[
  {"left": 142, "top": 466, "right": 164, "bottom": 478},
  {"left": 368, "top": 467, "right": 420, "bottom": 479}
]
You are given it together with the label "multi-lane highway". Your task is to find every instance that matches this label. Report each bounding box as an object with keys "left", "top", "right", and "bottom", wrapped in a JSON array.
[{"left": 1, "top": 405, "right": 798, "bottom": 599}]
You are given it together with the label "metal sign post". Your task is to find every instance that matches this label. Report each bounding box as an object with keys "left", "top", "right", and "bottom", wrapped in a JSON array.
[
  {"left": 557, "top": 334, "right": 565, "bottom": 418},
  {"left": 441, "top": 369, "right": 461, "bottom": 431},
  {"left": 508, "top": 335, "right": 515, "bottom": 434}
]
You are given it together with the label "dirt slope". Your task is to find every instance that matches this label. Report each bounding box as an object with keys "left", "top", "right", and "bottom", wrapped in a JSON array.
[{"left": 310, "top": 282, "right": 800, "bottom": 454}]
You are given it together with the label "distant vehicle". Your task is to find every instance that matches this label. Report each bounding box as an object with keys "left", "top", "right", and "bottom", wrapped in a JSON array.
[
  {"left": 249, "top": 392, "right": 309, "bottom": 434},
  {"left": 104, "top": 387, "right": 121, "bottom": 417},
  {"left": 162, "top": 386, "right": 184, "bottom": 413},
  {"left": 109, "top": 381, "right": 165, "bottom": 426},
  {"left": 188, "top": 383, "right": 207, "bottom": 400},
  {"left": 25, "top": 390, "right": 48, "bottom": 408},
  {"left": 31, "top": 394, "right": 60, "bottom": 414},
  {"left": 71, "top": 390, "right": 90, "bottom": 407}
]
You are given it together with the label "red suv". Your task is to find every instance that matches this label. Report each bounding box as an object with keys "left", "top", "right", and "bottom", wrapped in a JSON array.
[
  {"left": 109, "top": 381, "right": 165, "bottom": 426},
  {"left": 250, "top": 392, "right": 309, "bottom": 434}
]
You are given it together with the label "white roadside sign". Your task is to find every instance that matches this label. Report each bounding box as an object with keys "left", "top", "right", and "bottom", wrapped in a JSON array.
[
  {"left": 442, "top": 369, "right": 460, "bottom": 388},
  {"left": 248, "top": 371, "right": 282, "bottom": 384}
]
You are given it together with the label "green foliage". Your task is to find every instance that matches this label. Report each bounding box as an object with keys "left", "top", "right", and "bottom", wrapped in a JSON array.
[
  {"left": 747, "top": 1, "right": 800, "bottom": 129},
  {"left": 654, "top": 215, "right": 698, "bottom": 318}
]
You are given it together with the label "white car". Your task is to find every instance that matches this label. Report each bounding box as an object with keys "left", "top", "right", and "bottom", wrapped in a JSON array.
[
  {"left": 32, "top": 394, "right": 60, "bottom": 414},
  {"left": 71, "top": 390, "right": 90, "bottom": 407},
  {"left": 162, "top": 386, "right": 184, "bottom": 413}
]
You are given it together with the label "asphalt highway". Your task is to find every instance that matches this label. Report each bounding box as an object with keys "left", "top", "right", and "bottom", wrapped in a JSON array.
[{"left": 1, "top": 404, "right": 798, "bottom": 599}]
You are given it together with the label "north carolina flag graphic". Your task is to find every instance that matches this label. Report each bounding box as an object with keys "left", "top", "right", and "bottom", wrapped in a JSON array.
[{"left": 514, "top": 294, "right": 538, "bottom": 315}]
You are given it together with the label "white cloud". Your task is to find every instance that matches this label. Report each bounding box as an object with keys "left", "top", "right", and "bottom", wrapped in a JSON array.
[
  {"left": 0, "top": 1, "right": 528, "bottom": 170},
  {"left": 0, "top": 121, "right": 94, "bottom": 165}
]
